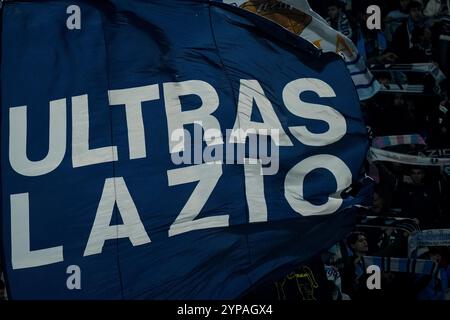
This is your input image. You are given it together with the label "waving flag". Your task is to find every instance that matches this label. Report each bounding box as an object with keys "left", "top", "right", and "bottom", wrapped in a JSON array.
[
  {"left": 222, "top": 0, "right": 381, "bottom": 100},
  {"left": 1, "top": 0, "right": 368, "bottom": 299}
]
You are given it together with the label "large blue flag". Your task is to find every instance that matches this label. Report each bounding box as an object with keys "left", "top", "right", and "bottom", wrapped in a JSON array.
[{"left": 1, "top": 0, "right": 368, "bottom": 299}]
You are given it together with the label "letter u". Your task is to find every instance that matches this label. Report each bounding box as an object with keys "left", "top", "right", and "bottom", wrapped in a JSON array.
[{"left": 9, "top": 99, "right": 67, "bottom": 176}]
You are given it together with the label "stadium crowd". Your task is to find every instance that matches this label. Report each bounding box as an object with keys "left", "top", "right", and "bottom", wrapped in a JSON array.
[
  {"left": 243, "top": 0, "right": 450, "bottom": 301},
  {"left": 267, "top": 0, "right": 450, "bottom": 301}
]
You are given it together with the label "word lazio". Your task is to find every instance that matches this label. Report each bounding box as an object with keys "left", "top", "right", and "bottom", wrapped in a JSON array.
[{"left": 8, "top": 78, "right": 352, "bottom": 270}]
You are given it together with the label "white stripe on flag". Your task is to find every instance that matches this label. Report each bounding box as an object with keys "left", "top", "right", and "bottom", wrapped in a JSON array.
[
  {"left": 347, "top": 63, "right": 365, "bottom": 74},
  {"left": 390, "top": 257, "right": 401, "bottom": 273},
  {"left": 245, "top": 0, "right": 381, "bottom": 100},
  {"left": 222, "top": 0, "right": 381, "bottom": 100},
  {"left": 389, "top": 136, "right": 397, "bottom": 147},
  {"left": 356, "top": 82, "right": 381, "bottom": 101},
  {"left": 415, "top": 260, "right": 425, "bottom": 274},
  {"left": 405, "top": 135, "right": 412, "bottom": 145},
  {"left": 351, "top": 73, "right": 375, "bottom": 87}
]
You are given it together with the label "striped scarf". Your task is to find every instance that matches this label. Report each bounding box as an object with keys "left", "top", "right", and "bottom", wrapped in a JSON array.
[
  {"left": 372, "top": 134, "right": 426, "bottom": 149},
  {"left": 364, "top": 256, "right": 439, "bottom": 275}
]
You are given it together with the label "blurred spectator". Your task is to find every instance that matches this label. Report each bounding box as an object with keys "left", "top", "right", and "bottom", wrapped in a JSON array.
[
  {"left": 438, "top": 16, "right": 450, "bottom": 77},
  {"left": 391, "top": 1, "right": 426, "bottom": 62},
  {"left": 372, "top": 190, "right": 386, "bottom": 215},
  {"left": 409, "top": 25, "right": 434, "bottom": 62},
  {"left": 387, "top": 0, "right": 411, "bottom": 21},
  {"left": 324, "top": 266, "right": 347, "bottom": 300},
  {"left": 426, "top": 97, "right": 450, "bottom": 147},
  {"left": 361, "top": 184, "right": 398, "bottom": 218},
  {"left": 375, "top": 93, "right": 419, "bottom": 135},
  {"left": 354, "top": 8, "right": 398, "bottom": 64},
  {"left": 326, "top": 0, "right": 353, "bottom": 38},
  {"left": 416, "top": 247, "right": 450, "bottom": 300},
  {"left": 394, "top": 166, "right": 441, "bottom": 228},
  {"left": 385, "top": 0, "right": 411, "bottom": 42},
  {"left": 374, "top": 226, "right": 409, "bottom": 257},
  {"left": 423, "top": 0, "right": 449, "bottom": 17},
  {"left": 342, "top": 232, "right": 370, "bottom": 298}
]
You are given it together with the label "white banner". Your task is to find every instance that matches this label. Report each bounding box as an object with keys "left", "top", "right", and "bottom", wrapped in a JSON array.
[
  {"left": 408, "top": 229, "right": 450, "bottom": 257},
  {"left": 369, "top": 147, "right": 450, "bottom": 166},
  {"left": 222, "top": 0, "right": 381, "bottom": 100}
]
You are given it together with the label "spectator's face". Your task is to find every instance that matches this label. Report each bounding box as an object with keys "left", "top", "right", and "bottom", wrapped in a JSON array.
[
  {"left": 424, "top": 28, "right": 432, "bottom": 42},
  {"left": 410, "top": 168, "right": 425, "bottom": 185},
  {"left": 379, "top": 77, "right": 391, "bottom": 85},
  {"left": 373, "top": 192, "right": 384, "bottom": 213},
  {"left": 352, "top": 235, "right": 369, "bottom": 254},
  {"left": 378, "top": 77, "right": 391, "bottom": 85},
  {"left": 327, "top": 6, "right": 339, "bottom": 20},
  {"left": 400, "top": 0, "right": 410, "bottom": 11},
  {"left": 430, "top": 252, "right": 442, "bottom": 265},
  {"left": 409, "top": 7, "right": 422, "bottom": 23},
  {"left": 394, "top": 94, "right": 405, "bottom": 106}
]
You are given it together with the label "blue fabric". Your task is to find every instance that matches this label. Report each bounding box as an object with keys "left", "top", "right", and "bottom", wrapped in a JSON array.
[
  {"left": 357, "top": 31, "right": 387, "bottom": 60},
  {"left": 417, "top": 267, "right": 450, "bottom": 300},
  {"left": 1, "top": 0, "right": 368, "bottom": 299}
]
